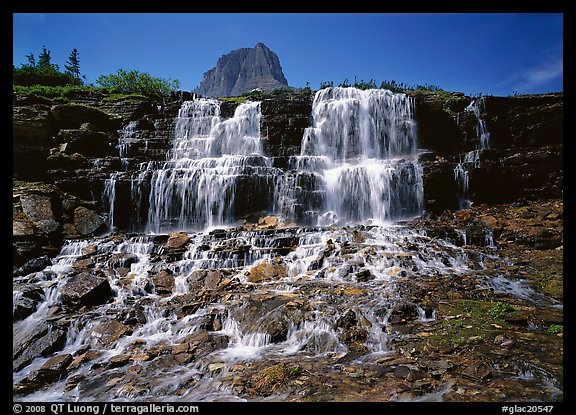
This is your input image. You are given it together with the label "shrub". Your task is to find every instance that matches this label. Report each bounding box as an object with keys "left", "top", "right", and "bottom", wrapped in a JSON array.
[{"left": 96, "top": 69, "right": 180, "bottom": 98}]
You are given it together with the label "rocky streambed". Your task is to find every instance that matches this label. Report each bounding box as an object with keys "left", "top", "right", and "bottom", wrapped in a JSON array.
[{"left": 13, "top": 199, "right": 563, "bottom": 402}]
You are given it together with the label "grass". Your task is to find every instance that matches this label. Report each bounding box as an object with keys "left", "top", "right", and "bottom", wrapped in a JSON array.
[
  {"left": 531, "top": 273, "right": 563, "bottom": 298},
  {"left": 420, "top": 299, "right": 514, "bottom": 350}
]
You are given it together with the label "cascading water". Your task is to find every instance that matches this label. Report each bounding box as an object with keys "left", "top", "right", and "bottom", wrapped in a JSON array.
[
  {"left": 122, "top": 98, "right": 280, "bottom": 233},
  {"left": 454, "top": 98, "right": 491, "bottom": 209},
  {"left": 13, "top": 89, "right": 562, "bottom": 402},
  {"left": 276, "top": 87, "right": 423, "bottom": 226}
]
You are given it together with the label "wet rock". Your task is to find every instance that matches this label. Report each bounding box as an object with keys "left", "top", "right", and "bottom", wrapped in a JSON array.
[
  {"left": 247, "top": 260, "right": 288, "bottom": 283},
  {"left": 336, "top": 309, "right": 358, "bottom": 329},
  {"left": 182, "top": 330, "right": 229, "bottom": 359},
  {"left": 204, "top": 271, "right": 222, "bottom": 290},
  {"left": 13, "top": 255, "right": 52, "bottom": 277},
  {"left": 108, "top": 253, "right": 139, "bottom": 269},
  {"left": 389, "top": 302, "right": 418, "bottom": 324},
  {"left": 59, "top": 272, "right": 112, "bottom": 307},
  {"left": 13, "top": 284, "right": 44, "bottom": 321},
  {"left": 165, "top": 232, "right": 190, "bottom": 249},
  {"left": 73, "top": 206, "right": 106, "bottom": 235},
  {"left": 233, "top": 297, "right": 304, "bottom": 343},
  {"left": 91, "top": 320, "right": 131, "bottom": 345},
  {"left": 258, "top": 215, "right": 279, "bottom": 229},
  {"left": 27, "top": 353, "right": 73, "bottom": 384},
  {"left": 150, "top": 269, "right": 175, "bottom": 294},
  {"left": 355, "top": 268, "right": 374, "bottom": 282},
  {"left": 13, "top": 323, "right": 68, "bottom": 372},
  {"left": 461, "top": 362, "right": 493, "bottom": 382},
  {"left": 72, "top": 257, "right": 94, "bottom": 269}
]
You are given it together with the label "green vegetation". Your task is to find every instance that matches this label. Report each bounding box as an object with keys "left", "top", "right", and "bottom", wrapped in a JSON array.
[
  {"left": 13, "top": 45, "right": 84, "bottom": 87},
  {"left": 547, "top": 324, "right": 563, "bottom": 335},
  {"left": 14, "top": 46, "right": 180, "bottom": 102},
  {"left": 531, "top": 272, "right": 563, "bottom": 298},
  {"left": 319, "top": 77, "right": 444, "bottom": 93},
  {"left": 96, "top": 69, "right": 180, "bottom": 98},
  {"left": 486, "top": 301, "right": 513, "bottom": 319},
  {"left": 418, "top": 299, "right": 514, "bottom": 350},
  {"left": 100, "top": 93, "right": 151, "bottom": 103},
  {"left": 252, "top": 363, "right": 302, "bottom": 393}
]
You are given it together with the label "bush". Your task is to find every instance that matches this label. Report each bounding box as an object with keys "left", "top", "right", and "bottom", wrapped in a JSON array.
[
  {"left": 13, "top": 65, "right": 82, "bottom": 87},
  {"left": 96, "top": 69, "right": 180, "bottom": 98}
]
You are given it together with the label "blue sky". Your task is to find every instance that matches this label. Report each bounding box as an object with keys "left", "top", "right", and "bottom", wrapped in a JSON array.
[{"left": 13, "top": 13, "right": 563, "bottom": 96}]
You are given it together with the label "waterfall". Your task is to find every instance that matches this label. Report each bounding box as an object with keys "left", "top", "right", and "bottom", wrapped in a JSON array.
[
  {"left": 277, "top": 87, "right": 423, "bottom": 226},
  {"left": 131, "top": 98, "right": 278, "bottom": 233},
  {"left": 454, "top": 98, "right": 491, "bottom": 209}
]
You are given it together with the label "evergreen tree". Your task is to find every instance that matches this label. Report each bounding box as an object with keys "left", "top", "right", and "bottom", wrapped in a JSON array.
[
  {"left": 25, "top": 53, "right": 36, "bottom": 67},
  {"left": 65, "top": 48, "right": 81, "bottom": 79},
  {"left": 37, "top": 45, "right": 53, "bottom": 70}
]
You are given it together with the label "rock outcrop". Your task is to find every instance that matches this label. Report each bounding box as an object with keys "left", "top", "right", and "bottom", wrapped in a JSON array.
[
  {"left": 195, "top": 43, "right": 290, "bottom": 97},
  {"left": 12, "top": 88, "right": 562, "bottom": 260}
]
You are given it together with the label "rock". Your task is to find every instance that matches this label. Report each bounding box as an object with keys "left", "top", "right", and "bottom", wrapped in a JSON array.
[
  {"left": 20, "top": 194, "right": 61, "bottom": 235},
  {"left": 461, "top": 362, "right": 493, "bottom": 382},
  {"left": 258, "top": 216, "right": 279, "bottom": 228},
  {"left": 247, "top": 260, "right": 288, "bottom": 283},
  {"left": 81, "top": 244, "right": 98, "bottom": 256},
  {"left": 51, "top": 103, "right": 120, "bottom": 131},
  {"left": 59, "top": 272, "right": 112, "bottom": 307},
  {"left": 204, "top": 271, "right": 222, "bottom": 290},
  {"left": 73, "top": 206, "right": 106, "bottom": 235},
  {"left": 150, "top": 269, "right": 175, "bottom": 294},
  {"left": 13, "top": 323, "right": 68, "bottom": 372},
  {"left": 91, "top": 320, "right": 130, "bottom": 345},
  {"left": 72, "top": 257, "right": 94, "bottom": 269},
  {"left": 56, "top": 129, "right": 114, "bottom": 158},
  {"left": 195, "top": 42, "right": 289, "bottom": 97},
  {"left": 27, "top": 354, "right": 73, "bottom": 384},
  {"left": 108, "top": 253, "right": 139, "bottom": 269},
  {"left": 165, "top": 232, "right": 190, "bottom": 249},
  {"left": 13, "top": 255, "right": 52, "bottom": 277},
  {"left": 13, "top": 104, "right": 56, "bottom": 180},
  {"left": 13, "top": 284, "right": 44, "bottom": 321}
]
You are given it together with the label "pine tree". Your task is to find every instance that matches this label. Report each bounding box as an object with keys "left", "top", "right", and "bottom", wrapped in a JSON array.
[
  {"left": 37, "top": 45, "right": 52, "bottom": 70},
  {"left": 25, "top": 53, "right": 36, "bottom": 67},
  {"left": 65, "top": 48, "right": 81, "bottom": 79}
]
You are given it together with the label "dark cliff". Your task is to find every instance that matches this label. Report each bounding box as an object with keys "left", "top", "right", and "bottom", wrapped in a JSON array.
[
  {"left": 12, "top": 88, "right": 562, "bottom": 265},
  {"left": 195, "top": 43, "right": 289, "bottom": 97}
]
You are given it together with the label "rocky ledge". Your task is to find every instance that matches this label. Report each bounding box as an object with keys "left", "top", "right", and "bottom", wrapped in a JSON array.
[{"left": 12, "top": 198, "right": 562, "bottom": 401}]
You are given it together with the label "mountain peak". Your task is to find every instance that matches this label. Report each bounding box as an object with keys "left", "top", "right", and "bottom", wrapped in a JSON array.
[{"left": 195, "top": 43, "right": 289, "bottom": 97}]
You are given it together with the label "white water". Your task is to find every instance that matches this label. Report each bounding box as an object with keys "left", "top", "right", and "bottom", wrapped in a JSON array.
[
  {"left": 454, "top": 98, "right": 491, "bottom": 209},
  {"left": 276, "top": 87, "right": 423, "bottom": 226}
]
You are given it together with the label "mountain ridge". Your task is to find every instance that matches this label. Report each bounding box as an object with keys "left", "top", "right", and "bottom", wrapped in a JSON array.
[{"left": 195, "top": 43, "right": 290, "bottom": 97}]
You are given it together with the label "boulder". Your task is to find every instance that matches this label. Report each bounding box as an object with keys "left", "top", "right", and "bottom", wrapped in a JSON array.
[
  {"left": 90, "top": 320, "right": 131, "bottom": 345},
  {"left": 20, "top": 194, "right": 61, "bottom": 235},
  {"left": 56, "top": 129, "right": 114, "bottom": 157},
  {"left": 13, "top": 255, "right": 52, "bottom": 277},
  {"left": 150, "top": 269, "right": 175, "bottom": 294},
  {"left": 59, "top": 272, "right": 112, "bottom": 307},
  {"left": 247, "top": 260, "right": 288, "bottom": 283},
  {"left": 26, "top": 353, "right": 73, "bottom": 384},
  {"left": 73, "top": 206, "right": 106, "bottom": 235},
  {"left": 165, "top": 232, "right": 190, "bottom": 249}
]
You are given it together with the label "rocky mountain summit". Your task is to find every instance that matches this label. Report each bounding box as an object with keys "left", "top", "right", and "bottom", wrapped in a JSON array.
[{"left": 195, "top": 43, "right": 290, "bottom": 97}]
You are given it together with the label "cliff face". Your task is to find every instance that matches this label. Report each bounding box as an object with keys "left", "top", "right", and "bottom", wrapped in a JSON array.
[
  {"left": 12, "top": 89, "right": 563, "bottom": 265},
  {"left": 195, "top": 43, "right": 289, "bottom": 97}
]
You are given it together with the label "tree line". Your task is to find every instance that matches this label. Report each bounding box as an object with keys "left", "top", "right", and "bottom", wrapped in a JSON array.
[{"left": 13, "top": 46, "right": 180, "bottom": 97}]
